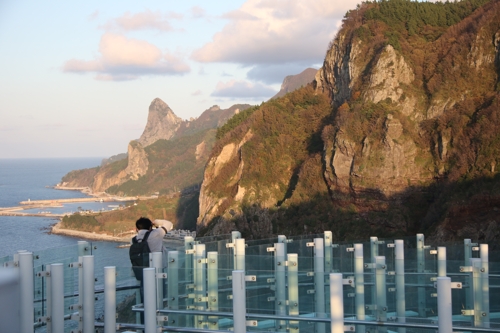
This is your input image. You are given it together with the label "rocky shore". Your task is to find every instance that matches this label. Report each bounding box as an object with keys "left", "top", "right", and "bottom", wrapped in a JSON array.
[{"left": 50, "top": 221, "right": 132, "bottom": 243}]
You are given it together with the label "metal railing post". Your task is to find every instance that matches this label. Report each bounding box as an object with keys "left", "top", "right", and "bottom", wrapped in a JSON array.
[
  {"left": 314, "top": 238, "right": 325, "bottom": 333},
  {"left": 0, "top": 269, "right": 20, "bottom": 333},
  {"left": 330, "top": 273, "right": 344, "bottom": 333},
  {"left": 143, "top": 267, "right": 157, "bottom": 333},
  {"left": 104, "top": 266, "right": 116, "bottom": 333},
  {"left": 207, "top": 251, "right": 219, "bottom": 329},
  {"left": 375, "top": 256, "right": 387, "bottom": 332},
  {"left": 151, "top": 251, "right": 163, "bottom": 310},
  {"left": 288, "top": 253, "right": 299, "bottom": 332},
  {"left": 194, "top": 243, "right": 206, "bottom": 329},
  {"left": 480, "top": 244, "right": 489, "bottom": 328},
  {"left": 167, "top": 251, "right": 179, "bottom": 327},
  {"left": 184, "top": 236, "right": 195, "bottom": 328},
  {"left": 464, "top": 238, "right": 473, "bottom": 320},
  {"left": 395, "top": 240, "right": 406, "bottom": 333},
  {"left": 19, "top": 252, "right": 34, "bottom": 333},
  {"left": 437, "top": 277, "right": 452, "bottom": 333},
  {"left": 324, "top": 231, "right": 333, "bottom": 274},
  {"left": 232, "top": 270, "right": 246, "bottom": 333},
  {"left": 234, "top": 238, "right": 245, "bottom": 271},
  {"left": 77, "top": 241, "right": 88, "bottom": 333},
  {"left": 50, "top": 263, "right": 64, "bottom": 333},
  {"left": 471, "top": 257, "right": 483, "bottom": 327},
  {"left": 46, "top": 264, "right": 52, "bottom": 333},
  {"left": 370, "top": 236, "right": 378, "bottom": 317},
  {"left": 275, "top": 242, "right": 286, "bottom": 331},
  {"left": 438, "top": 247, "right": 446, "bottom": 277},
  {"left": 416, "top": 234, "right": 426, "bottom": 317},
  {"left": 354, "top": 243, "right": 365, "bottom": 333},
  {"left": 82, "top": 255, "right": 95, "bottom": 333}
]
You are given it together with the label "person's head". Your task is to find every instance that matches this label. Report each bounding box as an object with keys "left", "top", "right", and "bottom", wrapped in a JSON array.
[{"left": 136, "top": 217, "right": 153, "bottom": 231}]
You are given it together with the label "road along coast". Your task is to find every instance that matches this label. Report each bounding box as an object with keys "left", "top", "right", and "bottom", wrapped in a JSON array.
[{"left": 50, "top": 221, "right": 132, "bottom": 243}]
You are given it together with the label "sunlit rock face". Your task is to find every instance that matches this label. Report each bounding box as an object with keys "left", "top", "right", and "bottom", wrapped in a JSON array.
[{"left": 138, "top": 98, "right": 183, "bottom": 147}]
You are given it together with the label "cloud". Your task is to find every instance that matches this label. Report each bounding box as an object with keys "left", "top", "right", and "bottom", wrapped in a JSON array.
[
  {"left": 102, "top": 10, "right": 182, "bottom": 32},
  {"left": 63, "top": 33, "right": 190, "bottom": 80},
  {"left": 192, "top": 0, "right": 358, "bottom": 65},
  {"left": 211, "top": 80, "right": 276, "bottom": 99},
  {"left": 88, "top": 10, "right": 99, "bottom": 21},
  {"left": 191, "top": 6, "right": 206, "bottom": 19},
  {"left": 247, "top": 63, "right": 318, "bottom": 84},
  {"left": 191, "top": 89, "right": 202, "bottom": 96}
]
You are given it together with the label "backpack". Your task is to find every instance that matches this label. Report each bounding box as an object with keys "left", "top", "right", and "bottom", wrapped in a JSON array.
[{"left": 129, "top": 231, "right": 151, "bottom": 280}]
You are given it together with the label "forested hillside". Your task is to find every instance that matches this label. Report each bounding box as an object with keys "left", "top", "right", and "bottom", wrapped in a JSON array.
[{"left": 197, "top": 0, "right": 500, "bottom": 243}]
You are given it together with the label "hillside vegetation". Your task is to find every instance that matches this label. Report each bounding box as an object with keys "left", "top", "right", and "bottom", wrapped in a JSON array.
[{"left": 197, "top": 0, "right": 500, "bottom": 243}]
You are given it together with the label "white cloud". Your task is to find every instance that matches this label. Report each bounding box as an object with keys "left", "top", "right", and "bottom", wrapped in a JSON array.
[
  {"left": 211, "top": 80, "right": 276, "bottom": 99},
  {"left": 63, "top": 33, "right": 190, "bottom": 81},
  {"left": 190, "top": 6, "right": 206, "bottom": 19},
  {"left": 191, "top": 89, "right": 202, "bottom": 96},
  {"left": 192, "top": 0, "right": 359, "bottom": 65},
  {"left": 103, "top": 10, "right": 181, "bottom": 32}
]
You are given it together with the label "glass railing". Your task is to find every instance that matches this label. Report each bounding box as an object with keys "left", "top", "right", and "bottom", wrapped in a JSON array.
[{"left": 3, "top": 233, "right": 500, "bottom": 332}]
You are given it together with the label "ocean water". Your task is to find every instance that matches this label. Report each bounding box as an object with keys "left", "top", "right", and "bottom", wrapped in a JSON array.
[{"left": 0, "top": 158, "right": 131, "bottom": 261}]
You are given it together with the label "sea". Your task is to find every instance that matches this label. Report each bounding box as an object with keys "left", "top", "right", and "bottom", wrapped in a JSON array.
[{"left": 0, "top": 158, "right": 131, "bottom": 263}]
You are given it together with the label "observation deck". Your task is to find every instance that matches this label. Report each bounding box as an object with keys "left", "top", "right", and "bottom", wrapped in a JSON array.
[{"left": 0, "top": 232, "right": 499, "bottom": 333}]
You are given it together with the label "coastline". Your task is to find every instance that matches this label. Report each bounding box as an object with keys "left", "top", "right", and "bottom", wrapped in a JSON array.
[
  {"left": 50, "top": 221, "right": 188, "bottom": 249},
  {"left": 50, "top": 221, "right": 132, "bottom": 243}
]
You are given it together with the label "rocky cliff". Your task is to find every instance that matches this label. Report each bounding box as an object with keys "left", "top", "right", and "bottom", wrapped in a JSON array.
[
  {"left": 196, "top": 0, "right": 500, "bottom": 242},
  {"left": 138, "top": 98, "right": 183, "bottom": 147}
]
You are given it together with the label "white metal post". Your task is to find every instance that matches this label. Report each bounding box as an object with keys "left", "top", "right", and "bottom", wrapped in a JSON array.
[
  {"left": 0, "top": 269, "right": 20, "bottom": 333},
  {"left": 78, "top": 239, "right": 89, "bottom": 333},
  {"left": 314, "top": 238, "right": 325, "bottom": 333},
  {"left": 232, "top": 270, "right": 246, "bottom": 333},
  {"left": 207, "top": 251, "right": 219, "bottom": 329},
  {"left": 46, "top": 264, "right": 52, "bottom": 333},
  {"left": 288, "top": 253, "right": 299, "bottom": 332},
  {"left": 234, "top": 238, "right": 245, "bottom": 271},
  {"left": 232, "top": 231, "right": 241, "bottom": 243},
  {"left": 438, "top": 247, "right": 446, "bottom": 277},
  {"left": 437, "top": 277, "right": 452, "bottom": 333},
  {"left": 395, "top": 240, "right": 406, "bottom": 333},
  {"left": 151, "top": 251, "right": 163, "bottom": 310},
  {"left": 375, "top": 256, "right": 387, "bottom": 332},
  {"left": 471, "top": 258, "right": 483, "bottom": 327},
  {"left": 354, "top": 243, "right": 365, "bottom": 333},
  {"left": 104, "top": 266, "right": 116, "bottom": 333},
  {"left": 464, "top": 239, "right": 472, "bottom": 317},
  {"left": 324, "top": 231, "right": 333, "bottom": 274},
  {"left": 416, "top": 234, "right": 426, "bottom": 317},
  {"left": 143, "top": 267, "right": 157, "bottom": 333},
  {"left": 167, "top": 251, "right": 179, "bottom": 327},
  {"left": 82, "top": 255, "right": 95, "bottom": 333},
  {"left": 19, "top": 252, "right": 34, "bottom": 333},
  {"left": 194, "top": 243, "right": 206, "bottom": 329},
  {"left": 184, "top": 236, "right": 194, "bottom": 328},
  {"left": 480, "top": 244, "right": 489, "bottom": 328},
  {"left": 330, "top": 273, "right": 344, "bottom": 333},
  {"left": 275, "top": 242, "right": 286, "bottom": 331},
  {"left": 370, "top": 236, "right": 378, "bottom": 317},
  {"left": 50, "top": 263, "right": 64, "bottom": 333}
]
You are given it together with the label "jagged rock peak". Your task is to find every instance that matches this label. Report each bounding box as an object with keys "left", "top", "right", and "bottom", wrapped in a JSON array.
[{"left": 138, "top": 98, "right": 183, "bottom": 147}]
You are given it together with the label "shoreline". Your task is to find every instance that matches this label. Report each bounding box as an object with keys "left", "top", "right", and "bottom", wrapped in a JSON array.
[
  {"left": 50, "top": 221, "right": 132, "bottom": 243},
  {"left": 50, "top": 221, "right": 188, "bottom": 248}
]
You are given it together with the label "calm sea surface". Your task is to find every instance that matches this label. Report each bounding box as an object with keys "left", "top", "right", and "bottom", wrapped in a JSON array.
[{"left": 0, "top": 158, "right": 131, "bottom": 263}]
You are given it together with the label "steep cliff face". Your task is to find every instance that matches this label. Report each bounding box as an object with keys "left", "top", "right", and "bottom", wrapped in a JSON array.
[
  {"left": 197, "top": 0, "right": 500, "bottom": 241},
  {"left": 92, "top": 141, "right": 149, "bottom": 193},
  {"left": 138, "top": 98, "right": 183, "bottom": 147}
]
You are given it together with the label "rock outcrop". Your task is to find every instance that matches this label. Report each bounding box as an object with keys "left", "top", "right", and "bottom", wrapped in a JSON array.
[
  {"left": 138, "top": 98, "right": 183, "bottom": 147},
  {"left": 272, "top": 68, "right": 318, "bottom": 99}
]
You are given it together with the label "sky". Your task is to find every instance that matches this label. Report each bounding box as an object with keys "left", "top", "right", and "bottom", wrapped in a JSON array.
[{"left": 0, "top": 0, "right": 360, "bottom": 158}]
